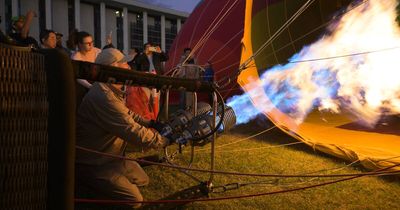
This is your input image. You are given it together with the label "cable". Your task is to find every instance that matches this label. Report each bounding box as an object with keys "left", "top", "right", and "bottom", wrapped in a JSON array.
[
  {"left": 237, "top": 160, "right": 361, "bottom": 189},
  {"left": 256, "top": 0, "right": 369, "bottom": 67},
  {"left": 240, "top": 0, "right": 316, "bottom": 71},
  {"left": 177, "top": 0, "right": 238, "bottom": 67},
  {"left": 183, "top": 0, "right": 241, "bottom": 65},
  {"left": 76, "top": 146, "right": 400, "bottom": 178},
  {"left": 284, "top": 46, "right": 400, "bottom": 64},
  {"left": 75, "top": 162, "right": 400, "bottom": 204},
  {"left": 208, "top": 31, "right": 243, "bottom": 63},
  {"left": 192, "top": 126, "right": 277, "bottom": 152},
  {"left": 201, "top": 142, "right": 304, "bottom": 154}
]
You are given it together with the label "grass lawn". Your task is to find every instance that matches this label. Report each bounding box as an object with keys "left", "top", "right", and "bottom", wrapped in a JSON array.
[{"left": 125, "top": 120, "right": 400, "bottom": 209}]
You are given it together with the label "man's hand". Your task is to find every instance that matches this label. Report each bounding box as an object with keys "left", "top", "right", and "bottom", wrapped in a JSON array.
[
  {"left": 26, "top": 10, "right": 37, "bottom": 18},
  {"left": 106, "top": 32, "right": 112, "bottom": 45},
  {"left": 149, "top": 120, "right": 166, "bottom": 133},
  {"left": 160, "top": 136, "right": 171, "bottom": 148},
  {"left": 155, "top": 46, "right": 162, "bottom": 53},
  {"left": 150, "top": 120, "right": 174, "bottom": 148}
]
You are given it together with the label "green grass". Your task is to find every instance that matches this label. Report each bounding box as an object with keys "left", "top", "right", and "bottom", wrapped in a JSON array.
[{"left": 125, "top": 121, "right": 400, "bottom": 209}]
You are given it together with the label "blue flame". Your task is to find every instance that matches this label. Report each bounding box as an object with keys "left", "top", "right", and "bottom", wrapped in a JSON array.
[
  {"left": 227, "top": 93, "right": 261, "bottom": 125},
  {"left": 227, "top": 51, "right": 341, "bottom": 125}
]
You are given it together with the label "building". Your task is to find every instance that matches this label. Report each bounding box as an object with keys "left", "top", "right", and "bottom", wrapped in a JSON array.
[{"left": 0, "top": 0, "right": 189, "bottom": 53}]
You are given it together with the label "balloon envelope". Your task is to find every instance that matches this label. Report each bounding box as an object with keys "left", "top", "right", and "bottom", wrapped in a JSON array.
[{"left": 169, "top": 0, "right": 400, "bottom": 170}]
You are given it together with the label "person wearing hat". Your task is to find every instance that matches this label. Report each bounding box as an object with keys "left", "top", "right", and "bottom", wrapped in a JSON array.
[
  {"left": 95, "top": 47, "right": 133, "bottom": 68},
  {"left": 9, "top": 10, "right": 39, "bottom": 48},
  {"left": 54, "top": 32, "right": 70, "bottom": 55},
  {"left": 75, "top": 48, "right": 170, "bottom": 209}
]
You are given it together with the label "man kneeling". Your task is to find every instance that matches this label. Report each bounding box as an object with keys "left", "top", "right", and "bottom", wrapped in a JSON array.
[{"left": 75, "top": 48, "right": 169, "bottom": 209}]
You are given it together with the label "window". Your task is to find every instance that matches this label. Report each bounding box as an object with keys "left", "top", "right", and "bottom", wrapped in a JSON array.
[
  {"left": 129, "top": 12, "right": 143, "bottom": 51},
  {"left": 93, "top": 4, "right": 101, "bottom": 47},
  {"left": 165, "top": 18, "right": 177, "bottom": 52},
  {"left": 115, "top": 9, "right": 123, "bottom": 50},
  {"left": 4, "top": 0, "right": 12, "bottom": 33},
  {"left": 148, "top": 15, "right": 161, "bottom": 46},
  {"left": 67, "top": 0, "right": 75, "bottom": 33},
  {"left": 39, "top": 0, "right": 46, "bottom": 31}
]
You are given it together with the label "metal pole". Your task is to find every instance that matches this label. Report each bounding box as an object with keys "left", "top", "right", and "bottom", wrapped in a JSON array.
[
  {"left": 163, "top": 89, "right": 169, "bottom": 121},
  {"left": 208, "top": 91, "right": 218, "bottom": 188},
  {"left": 189, "top": 92, "right": 198, "bottom": 165}
]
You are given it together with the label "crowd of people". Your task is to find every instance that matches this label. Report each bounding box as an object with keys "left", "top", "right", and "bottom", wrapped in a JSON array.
[{"left": 1, "top": 10, "right": 215, "bottom": 209}]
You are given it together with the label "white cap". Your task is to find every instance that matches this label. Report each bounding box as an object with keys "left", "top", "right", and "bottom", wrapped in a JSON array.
[{"left": 95, "top": 48, "right": 134, "bottom": 65}]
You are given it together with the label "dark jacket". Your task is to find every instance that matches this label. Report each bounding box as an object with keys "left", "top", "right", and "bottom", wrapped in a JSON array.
[
  {"left": 135, "top": 52, "right": 169, "bottom": 75},
  {"left": 9, "top": 32, "right": 39, "bottom": 49}
]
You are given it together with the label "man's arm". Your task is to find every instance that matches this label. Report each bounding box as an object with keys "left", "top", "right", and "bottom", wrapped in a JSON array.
[
  {"left": 90, "top": 90, "right": 168, "bottom": 149},
  {"left": 154, "top": 46, "right": 169, "bottom": 62},
  {"left": 159, "top": 51, "right": 169, "bottom": 62},
  {"left": 21, "top": 10, "right": 36, "bottom": 39}
]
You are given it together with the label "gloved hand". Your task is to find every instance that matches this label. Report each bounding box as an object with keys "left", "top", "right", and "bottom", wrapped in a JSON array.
[
  {"left": 150, "top": 120, "right": 175, "bottom": 147},
  {"left": 149, "top": 120, "right": 167, "bottom": 133},
  {"left": 160, "top": 136, "right": 171, "bottom": 148}
]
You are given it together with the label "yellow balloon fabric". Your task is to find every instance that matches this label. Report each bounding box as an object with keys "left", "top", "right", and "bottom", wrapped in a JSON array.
[{"left": 238, "top": 0, "right": 400, "bottom": 171}]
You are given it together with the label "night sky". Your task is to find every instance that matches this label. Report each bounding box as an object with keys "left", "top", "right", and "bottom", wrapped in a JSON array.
[{"left": 137, "top": 0, "right": 202, "bottom": 13}]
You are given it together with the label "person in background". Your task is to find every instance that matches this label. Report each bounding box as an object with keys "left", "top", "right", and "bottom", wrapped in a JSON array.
[
  {"left": 127, "top": 47, "right": 140, "bottom": 71},
  {"left": 203, "top": 61, "right": 215, "bottom": 103},
  {"left": 39, "top": 29, "right": 57, "bottom": 49},
  {"left": 66, "top": 29, "right": 78, "bottom": 54},
  {"left": 179, "top": 47, "right": 196, "bottom": 65},
  {"left": 55, "top": 32, "right": 70, "bottom": 55},
  {"left": 0, "top": 15, "right": 15, "bottom": 45},
  {"left": 203, "top": 61, "right": 214, "bottom": 83},
  {"left": 71, "top": 31, "right": 101, "bottom": 89},
  {"left": 71, "top": 31, "right": 101, "bottom": 63},
  {"left": 76, "top": 47, "right": 169, "bottom": 209},
  {"left": 135, "top": 42, "right": 168, "bottom": 75},
  {"left": 135, "top": 43, "right": 168, "bottom": 118},
  {"left": 102, "top": 31, "right": 115, "bottom": 50},
  {"left": 126, "top": 47, "right": 157, "bottom": 120},
  {"left": 178, "top": 47, "right": 199, "bottom": 109},
  {"left": 9, "top": 10, "right": 39, "bottom": 48}
]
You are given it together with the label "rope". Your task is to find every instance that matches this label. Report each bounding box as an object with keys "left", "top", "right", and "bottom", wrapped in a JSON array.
[
  {"left": 226, "top": 0, "right": 370, "bottom": 85},
  {"left": 187, "top": 0, "right": 214, "bottom": 48},
  {"left": 195, "top": 142, "right": 303, "bottom": 154},
  {"left": 165, "top": 0, "right": 234, "bottom": 75},
  {"left": 208, "top": 30, "right": 244, "bottom": 63},
  {"left": 76, "top": 146, "right": 400, "bottom": 178},
  {"left": 189, "top": 0, "right": 240, "bottom": 55},
  {"left": 192, "top": 126, "right": 277, "bottom": 152},
  {"left": 274, "top": 46, "right": 400, "bottom": 65},
  {"left": 201, "top": 0, "right": 316, "bottom": 86},
  {"left": 212, "top": 159, "right": 365, "bottom": 194},
  {"left": 240, "top": 0, "right": 316, "bottom": 71},
  {"left": 75, "top": 162, "right": 400, "bottom": 204},
  {"left": 257, "top": 0, "right": 369, "bottom": 67},
  {"left": 182, "top": 0, "right": 241, "bottom": 65}
]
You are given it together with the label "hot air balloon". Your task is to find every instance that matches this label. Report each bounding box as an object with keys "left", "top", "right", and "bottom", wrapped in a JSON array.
[
  {"left": 168, "top": 0, "right": 400, "bottom": 171},
  {"left": 165, "top": 0, "right": 246, "bottom": 100}
]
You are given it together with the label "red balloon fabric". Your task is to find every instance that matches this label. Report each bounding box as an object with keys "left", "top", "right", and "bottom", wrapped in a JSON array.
[{"left": 165, "top": 0, "right": 246, "bottom": 100}]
